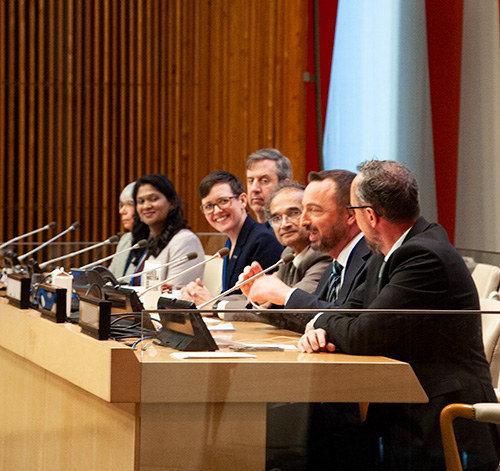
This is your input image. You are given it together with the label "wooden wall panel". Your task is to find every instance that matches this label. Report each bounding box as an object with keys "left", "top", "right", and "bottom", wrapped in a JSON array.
[{"left": 0, "top": 0, "right": 308, "bottom": 267}]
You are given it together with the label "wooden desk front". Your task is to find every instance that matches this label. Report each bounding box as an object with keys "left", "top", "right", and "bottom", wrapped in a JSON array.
[{"left": 0, "top": 300, "right": 427, "bottom": 470}]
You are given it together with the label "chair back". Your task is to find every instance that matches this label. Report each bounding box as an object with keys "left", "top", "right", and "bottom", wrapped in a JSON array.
[
  {"left": 480, "top": 297, "right": 500, "bottom": 388},
  {"left": 203, "top": 254, "right": 223, "bottom": 295},
  {"left": 472, "top": 263, "right": 500, "bottom": 298}
]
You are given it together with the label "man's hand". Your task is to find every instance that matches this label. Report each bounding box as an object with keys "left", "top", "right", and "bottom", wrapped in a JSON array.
[
  {"left": 298, "top": 328, "right": 336, "bottom": 353},
  {"left": 237, "top": 261, "right": 265, "bottom": 297}
]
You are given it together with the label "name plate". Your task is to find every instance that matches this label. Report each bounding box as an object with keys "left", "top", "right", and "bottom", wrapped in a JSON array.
[
  {"left": 38, "top": 283, "right": 67, "bottom": 323},
  {"left": 6, "top": 273, "right": 31, "bottom": 309},
  {"left": 78, "top": 296, "right": 111, "bottom": 340}
]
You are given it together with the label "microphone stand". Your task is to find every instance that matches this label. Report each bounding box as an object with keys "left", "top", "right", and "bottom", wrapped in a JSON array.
[
  {"left": 18, "top": 222, "right": 80, "bottom": 262},
  {"left": 197, "top": 253, "right": 294, "bottom": 309},
  {"left": 139, "top": 248, "right": 230, "bottom": 297}
]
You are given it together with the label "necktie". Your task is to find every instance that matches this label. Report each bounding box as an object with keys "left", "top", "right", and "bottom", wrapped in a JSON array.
[
  {"left": 377, "top": 259, "right": 387, "bottom": 293},
  {"left": 326, "top": 260, "right": 343, "bottom": 302}
]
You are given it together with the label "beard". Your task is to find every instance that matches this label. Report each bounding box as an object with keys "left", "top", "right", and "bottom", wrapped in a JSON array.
[
  {"left": 365, "top": 234, "right": 383, "bottom": 254},
  {"left": 309, "top": 223, "right": 348, "bottom": 253}
]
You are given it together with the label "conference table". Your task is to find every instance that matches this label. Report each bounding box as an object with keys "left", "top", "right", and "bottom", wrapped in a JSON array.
[{"left": 0, "top": 299, "right": 427, "bottom": 470}]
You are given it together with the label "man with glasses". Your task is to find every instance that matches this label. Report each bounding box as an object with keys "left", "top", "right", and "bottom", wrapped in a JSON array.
[
  {"left": 180, "top": 170, "right": 282, "bottom": 308},
  {"left": 238, "top": 169, "right": 372, "bottom": 313},
  {"left": 294, "top": 160, "right": 499, "bottom": 471}
]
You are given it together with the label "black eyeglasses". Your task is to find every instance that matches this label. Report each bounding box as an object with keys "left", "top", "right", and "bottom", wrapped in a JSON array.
[{"left": 345, "top": 205, "right": 381, "bottom": 217}]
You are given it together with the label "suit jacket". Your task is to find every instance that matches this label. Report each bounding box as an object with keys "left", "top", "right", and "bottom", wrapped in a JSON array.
[
  {"left": 286, "top": 236, "right": 373, "bottom": 309},
  {"left": 270, "top": 237, "right": 372, "bottom": 333},
  {"left": 221, "top": 245, "right": 331, "bottom": 323},
  {"left": 223, "top": 214, "right": 283, "bottom": 293},
  {"left": 315, "top": 217, "right": 500, "bottom": 469},
  {"left": 277, "top": 246, "right": 332, "bottom": 293}
]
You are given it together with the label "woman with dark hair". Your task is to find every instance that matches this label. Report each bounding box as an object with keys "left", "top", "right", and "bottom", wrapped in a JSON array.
[{"left": 123, "top": 174, "right": 204, "bottom": 287}]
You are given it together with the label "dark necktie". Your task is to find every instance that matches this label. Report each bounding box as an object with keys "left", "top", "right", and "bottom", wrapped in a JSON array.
[
  {"left": 326, "top": 260, "right": 343, "bottom": 302},
  {"left": 377, "top": 259, "right": 387, "bottom": 293}
]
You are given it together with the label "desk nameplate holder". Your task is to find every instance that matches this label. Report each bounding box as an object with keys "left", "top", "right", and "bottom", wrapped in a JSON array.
[
  {"left": 37, "top": 283, "right": 67, "bottom": 323},
  {"left": 6, "top": 273, "right": 31, "bottom": 309},
  {"left": 78, "top": 295, "right": 111, "bottom": 340}
]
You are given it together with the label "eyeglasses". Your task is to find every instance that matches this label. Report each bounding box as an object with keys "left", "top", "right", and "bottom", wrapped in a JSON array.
[
  {"left": 119, "top": 200, "right": 135, "bottom": 210},
  {"left": 345, "top": 205, "right": 381, "bottom": 217},
  {"left": 270, "top": 209, "right": 302, "bottom": 227},
  {"left": 200, "top": 195, "right": 238, "bottom": 214}
]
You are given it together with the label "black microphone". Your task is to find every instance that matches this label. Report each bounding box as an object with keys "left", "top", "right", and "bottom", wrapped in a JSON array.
[
  {"left": 79, "top": 239, "right": 148, "bottom": 270},
  {"left": 139, "top": 247, "right": 230, "bottom": 297},
  {"left": 38, "top": 235, "right": 120, "bottom": 269},
  {"left": 0, "top": 221, "right": 57, "bottom": 251},
  {"left": 17, "top": 222, "right": 80, "bottom": 262},
  {"left": 116, "top": 251, "right": 198, "bottom": 284},
  {"left": 197, "top": 251, "right": 295, "bottom": 309}
]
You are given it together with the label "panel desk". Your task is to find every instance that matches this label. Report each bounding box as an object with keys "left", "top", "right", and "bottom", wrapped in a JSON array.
[{"left": 0, "top": 299, "right": 427, "bottom": 470}]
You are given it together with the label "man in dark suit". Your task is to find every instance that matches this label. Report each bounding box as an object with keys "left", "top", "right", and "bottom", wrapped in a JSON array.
[
  {"left": 297, "top": 160, "right": 500, "bottom": 471},
  {"left": 239, "top": 169, "right": 372, "bottom": 318}
]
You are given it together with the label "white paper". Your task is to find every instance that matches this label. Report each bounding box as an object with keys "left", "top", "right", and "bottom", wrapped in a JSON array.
[
  {"left": 207, "top": 322, "right": 235, "bottom": 332},
  {"left": 240, "top": 343, "right": 298, "bottom": 351},
  {"left": 170, "top": 352, "right": 256, "bottom": 359}
]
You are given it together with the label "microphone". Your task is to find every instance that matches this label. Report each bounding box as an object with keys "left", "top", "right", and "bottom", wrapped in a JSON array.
[
  {"left": 38, "top": 235, "right": 120, "bottom": 269},
  {"left": 79, "top": 239, "right": 148, "bottom": 270},
  {"left": 0, "top": 221, "right": 57, "bottom": 251},
  {"left": 17, "top": 222, "right": 80, "bottom": 262},
  {"left": 197, "top": 251, "right": 295, "bottom": 309},
  {"left": 116, "top": 251, "right": 198, "bottom": 283},
  {"left": 139, "top": 247, "right": 230, "bottom": 297}
]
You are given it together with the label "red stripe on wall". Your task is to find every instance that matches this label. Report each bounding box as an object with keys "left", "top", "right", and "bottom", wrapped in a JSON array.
[
  {"left": 305, "top": 0, "right": 338, "bottom": 176},
  {"left": 425, "top": 0, "right": 464, "bottom": 244}
]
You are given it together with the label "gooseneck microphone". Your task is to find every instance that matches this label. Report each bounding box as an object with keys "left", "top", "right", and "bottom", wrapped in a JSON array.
[
  {"left": 139, "top": 247, "right": 230, "bottom": 297},
  {"left": 18, "top": 222, "right": 80, "bottom": 262},
  {"left": 38, "top": 235, "right": 120, "bottom": 269},
  {"left": 116, "top": 251, "right": 198, "bottom": 283},
  {"left": 79, "top": 239, "right": 148, "bottom": 270},
  {"left": 0, "top": 221, "right": 57, "bottom": 251},
  {"left": 197, "top": 251, "right": 295, "bottom": 309}
]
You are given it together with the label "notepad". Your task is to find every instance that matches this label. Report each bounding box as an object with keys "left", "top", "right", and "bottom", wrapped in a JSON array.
[{"left": 170, "top": 352, "right": 256, "bottom": 359}]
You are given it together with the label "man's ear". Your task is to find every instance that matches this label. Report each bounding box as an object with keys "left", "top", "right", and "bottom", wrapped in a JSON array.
[{"left": 366, "top": 207, "right": 379, "bottom": 228}]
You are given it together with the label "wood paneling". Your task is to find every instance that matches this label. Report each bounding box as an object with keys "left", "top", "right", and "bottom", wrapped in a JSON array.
[{"left": 0, "top": 0, "right": 308, "bottom": 267}]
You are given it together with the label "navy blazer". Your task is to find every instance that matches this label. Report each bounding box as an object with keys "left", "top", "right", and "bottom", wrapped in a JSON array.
[
  {"left": 223, "top": 214, "right": 283, "bottom": 293},
  {"left": 272, "top": 237, "right": 372, "bottom": 333},
  {"left": 286, "top": 236, "right": 372, "bottom": 310}
]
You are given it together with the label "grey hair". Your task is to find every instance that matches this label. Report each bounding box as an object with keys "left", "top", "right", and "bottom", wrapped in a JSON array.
[
  {"left": 119, "top": 181, "right": 136, "bottom": 202},
  {"left": 355, "top": 160, "right": 420, "bottom": 223},
  {"left": 246, "top": 148, "right": 293, "bottom": 182},
  {"left": 264, "top": 181, "right": 305, "bottom": 221}
]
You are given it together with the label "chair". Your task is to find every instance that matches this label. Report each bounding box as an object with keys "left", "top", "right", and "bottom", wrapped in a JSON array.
[
  {"left": 440, "top": 402, "right": 500, "bottom": 471},
  {"left": 202, "top": 254, "right": 223, "bottom": 295},
  {"left": 472, "top": 263, "right": 500, "bottom": 298},
  {"left": 480, "top": 297, "right": 500, "bottom": 400}
]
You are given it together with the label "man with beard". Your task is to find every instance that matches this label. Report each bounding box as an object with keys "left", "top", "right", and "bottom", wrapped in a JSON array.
[
  {"left": 239, "top": 169, "right": 373, "bottom": 470},
  {"left": 295, "top": 160, "right": 499, "bottom": 471},
  {"left": 238, "top": 169, "right": 372, "bottom": 313}
]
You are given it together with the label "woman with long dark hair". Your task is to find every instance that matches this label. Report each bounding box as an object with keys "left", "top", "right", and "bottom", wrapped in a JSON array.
[{"left": 124, "top": 174, "right": 204, "bottom": 287}]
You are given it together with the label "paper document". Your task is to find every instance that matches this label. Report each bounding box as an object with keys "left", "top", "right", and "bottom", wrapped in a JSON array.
[
  {"left": 207, "top": 322, "right": 235, "bottom": 332},
  {"left": 170, "top": 352, "right": 256, "bottom": 359}
]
